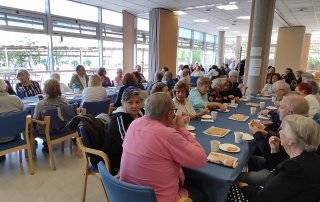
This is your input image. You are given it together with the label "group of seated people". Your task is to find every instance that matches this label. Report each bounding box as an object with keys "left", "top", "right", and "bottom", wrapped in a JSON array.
[{"left": 0, "top": 62, "right": 320, "bottom": 201}]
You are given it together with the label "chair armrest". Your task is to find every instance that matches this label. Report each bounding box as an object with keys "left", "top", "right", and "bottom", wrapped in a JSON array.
[
  {"left": 84, "top": 147, "right": 111, "bottom": 170},
  {"left": 31, "top": 118, "right": 46, "bottom": 125}
]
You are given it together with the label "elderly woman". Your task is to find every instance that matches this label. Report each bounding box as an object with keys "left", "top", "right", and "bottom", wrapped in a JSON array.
[
  {"left": 120, "top": 92, "right": 207, "bottom": 202},
  {"left": 163, "top": 71, "right": 176, "bottom": 91},
  {"left": 0, "top": 79, "right": 23, "bottom": 114},
  {"left": 295, "top": 82, "right": 320, "bottom": 117},
  {"left": 241, "top": 115, "right": 320, "bottom": 201},
  {"left": 208, "top": 78, "right": 235, "bottom": 103},
  {"left": 265, "top": 66, "right": 276, "bottom": 83},
  {"left": 51, "top": 73, "right": 71, "bottom": 93},
  {"left": 114, "top": 68, "right": 123, "bottom": 87},
  {"left": 189, "top": 77, "right": 226, "bottom": 112},
  {"left": 97, "top": 67, "right": 112, "bottom": 87},
  {"left": 69, "top": 65, "right": 89, "bottom": 91},
  {"left": 106, "top": 89, "right": 142, "bottom": 175},
  {"left": 272, "top": 80, "right": 291, "bottom": 103},
  {"left": 81, "top": 74, "right": 108, "bottom": 104},
  {"left": 191, "top": 65, "right": 205, "bottom": 77},
  {"left": 173, "top": 81, "right": 209, "bottom": 119},
  {"left": 15, "top": 69, "right": 42, "bottom": 98},
  {"left": 261, "top": 73, "right": 281, "bottom": 96},
  {"left": 114, "top": 73, "right": 138, "bottom": 108},
  {"left": 132, "top": 71, "right": 145, "bottom": 90},
  {"left": 146, "top": 71, "right": 163, "bottom": 92},
  {"left": 228, "top": 70, "right": 243, "bottom": 98},
  {"left": 135, "top": 65, "right": 146, "bottom": 82}
]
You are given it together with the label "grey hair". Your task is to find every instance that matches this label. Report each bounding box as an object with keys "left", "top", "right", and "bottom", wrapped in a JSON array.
[
  {"left": 211, "top": 78, "right": 226, "bottom": 88},
  {"left": 282, "top": 114, "right": 320, "bottom": 152},
  {"left": 144, "top": 92, "right": 173, "bottom": 120},
  {"left": 282, "top": 94, "right": 309, "bottom": 116},
  {"left": 228, "top": 70, "right": 239, "bottom": 77},
  {"left": 301, "top": 72, "right": 315, "bottom": 82},
  {"left": 305, "top": 80, "right": 319, "bottom": 95},
  {"left": 50, "top": 73, "right": 60, "bottom": 82},
  {"left": 272, "top": 80, "right": 290, "bottom": 93}
]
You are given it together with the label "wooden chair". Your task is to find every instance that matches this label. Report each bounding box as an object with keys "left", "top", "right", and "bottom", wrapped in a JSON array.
[
  {"left": 76, "top": 135, "right": 110, "bottom": 202},
  {"left": 0, "top": 111, "right": 34, "bottom": 174},
  {"left": 32, "top": 108, "right": 79, "bottom": 170},
  {"left": 82, "top": 99, "right": 111, "bottom": 116}
]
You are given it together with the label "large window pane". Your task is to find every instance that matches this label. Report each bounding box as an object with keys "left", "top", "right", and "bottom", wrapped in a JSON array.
[
  {"left": 51, "top": 0, "right": 98, "bottom": 22},
  {"left": 52, "top": 36, "right": 99, "bottom": 84},
  {"left": 102, "top": 9, "right": 122, "bottom": 27},
  {"left": 179, "top": 28, "right": 191, "bottom": 39},
  {"left": 194, "top": 31, "right": 203, "bottom": 41},
  {"left": 177, "top": 48, "right": 191, "bottom": 66},
  {"left": 137, "top": 18, "right": 149, "bottom": 32},
  {"left": 0, "top": 0, "right": 45, "bottom": 12},
  {"left": 308, "top": 34, "right": 320, "bottom": 73},
  {"left": 137, "top": 43, "right": 149, "bottom": 80},
  {"left": 103, "top": 40, "right": 123, "bottom": 80}
]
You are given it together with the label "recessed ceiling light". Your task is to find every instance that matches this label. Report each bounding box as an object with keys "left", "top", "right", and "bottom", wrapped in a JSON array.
[
  {"left": 229, "top": 2, "right": 237, "bottom": 4},
  {"left": 173, "top": 11, "right": 187, "bottom": 15},
  {"left": 237, "top": 16, "right": 250, "bottom": 20},
  {"left": 217, "top": 26, "right": 229, "bottom": 30},
  {"left": 216, "top": 4, "right": 239, "bottom": 10},
  {"left": 272, "top": 29, "right": 277, "bottom": 32},
  {"left": 184, "top": 4, "right": 216, "bottom": 10},
  {"left": 230, "top": 31, "right": 240, "bottom": 33},
  {"left": 193, "top": 19, "right": 209, "bottom": 22}
]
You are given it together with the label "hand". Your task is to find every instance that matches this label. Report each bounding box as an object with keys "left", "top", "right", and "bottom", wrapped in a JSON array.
[
  {"left": 228, "top": 95, "right": 235, "bottom": 99},
  {"left": 259, "top": 109, "right": 270, "bottom": 116},
  {"left": 269, "top": 136, "right": 281, "bottom": 153},
  {"left": 249, "top": 122, "right": 267, "bottom": 134},
  {"left": 234, "top": 97, "right": 240, "bottom": 103},
  {"left": 202, "top": 107, "right": 210, "bottom": 114},
  {"left": 173, "top": 115, "right": 189, "bottom": 129},
  {"left": 238, "top": 182, "right": 249, "bottom": 188},
  {"left": 219, "top": 103, "right": 227, "bottom": 111}
]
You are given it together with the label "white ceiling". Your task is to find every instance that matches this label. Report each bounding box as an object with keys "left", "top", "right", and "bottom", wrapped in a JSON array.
[{"left": 73, "top": 0, "right": 320, "bottom": 37}]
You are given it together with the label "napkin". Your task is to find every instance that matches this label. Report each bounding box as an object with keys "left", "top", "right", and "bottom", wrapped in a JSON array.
[{"left": 201, "top": 119, "right": 214, "bottom": 122}]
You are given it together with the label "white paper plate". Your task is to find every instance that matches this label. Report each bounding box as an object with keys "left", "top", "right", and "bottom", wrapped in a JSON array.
[
  {"left": 219, "top": 143, "right": 240, "bottom": 153},
  {"left": 240, "top": 132, "right": 254, "bottom": 141},
  {"left": 201, "top": 114, "right": 212, "bottom": 119},
  {"left": 217, "top": 109, "right": 230, "bottom": 113},
  {"left": 258, "top": 115, "right": 270, "bottom": 120},
  {"left": 228, "top": 103, "right": 238, "bottom": 108},
  {"left": 266, "top": 106, "right": 277, "bottom": 110},
  {"left": 186, "top": 125, "right": 195, "bottom": 131}
]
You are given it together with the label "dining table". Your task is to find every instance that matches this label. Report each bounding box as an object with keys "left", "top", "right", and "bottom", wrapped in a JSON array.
[{"left": 184, "top": 96, "right": 274, "bottom": 202}]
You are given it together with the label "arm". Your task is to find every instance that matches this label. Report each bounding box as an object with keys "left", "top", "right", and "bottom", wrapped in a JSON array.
[{"left": 165, "top": 129, "right": 207, "bottom": 168}]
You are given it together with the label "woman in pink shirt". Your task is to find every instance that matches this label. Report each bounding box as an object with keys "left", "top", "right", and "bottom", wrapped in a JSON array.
[{"left": 120, "top": 92, "right": 207, "bottom": 202}]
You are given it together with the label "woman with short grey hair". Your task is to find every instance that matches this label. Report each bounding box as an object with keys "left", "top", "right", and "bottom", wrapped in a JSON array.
[
  {"left": 241, "top": 114, "right": 320, "bottom": 201},
  {"left": 16, "top": 69, "right": 42, "bottom": 98}
]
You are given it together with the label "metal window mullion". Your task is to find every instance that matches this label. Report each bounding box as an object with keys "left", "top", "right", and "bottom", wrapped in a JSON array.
[
  {"left": 98, "top": 7, "right": 103, "bottom": 68},
  {"left": 46, "top": 0, "right": 54, "bottom": 72}
]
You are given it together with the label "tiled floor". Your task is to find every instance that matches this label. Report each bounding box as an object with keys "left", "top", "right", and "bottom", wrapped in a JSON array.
[{"left": 0, "top": 139, "right": 107, "bottom": 202}]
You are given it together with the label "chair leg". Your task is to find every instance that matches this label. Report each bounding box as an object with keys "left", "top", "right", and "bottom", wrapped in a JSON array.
[
  {"left": 61, "top": 141, "right": 65, "bottom": 153},
  {"left": 26, "top": 148, "right": 35, "bottom": 175},
  {"left": 69, "top": 139, "right": 73, "bottom": 154},
  {"left": 47, "top": 142, "right": 56, "bottom": 170},
  {"left": 81, "top": 171, "right": 89, "bottom": 202},
  {"left": 18, "top": 150, "right": 23, "bottom": 164},
  {"left": 97, "top": 175, "right": 109, "bottom": 202}
]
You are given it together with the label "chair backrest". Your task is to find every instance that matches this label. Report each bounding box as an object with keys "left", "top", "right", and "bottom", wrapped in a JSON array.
[
  {"left": 42, "top": 106, "right": 76, "bottom": 133},
  {"left": 82, "top": 99, "right": 111, "bottom": 116},
  {"left": 97, "top": 162, "right": 156, "bottom": 202},
  {"left": 78, "top": 125, "right": 92, "bottom": 148},
  {"left": 190, "top": 76, "right": 199, "bottom": 87},
  {"left": 0, "top": 111, "right": 27, "bottom": 142}
]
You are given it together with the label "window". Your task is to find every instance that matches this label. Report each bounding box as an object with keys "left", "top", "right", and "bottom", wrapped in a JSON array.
[
  {"left": 225, "top": 37, "right": 236, "bottom": 63},
  {"left": 103, "top": 40, "right": 123, "bottom": 80},
  {"left": 308, "top": 34, "right": 320, "bottom": 72},
  {"left": 179, "top": 28, "right": 191, "bottom": 39},
  {"left": 137, "top": 18, "right": 149, "bottom": 32},
  {"left": 0, "top": 0, "right": 45, "bottom": 13},
  {"left": 102, "top": 9, "right": 122, "bottom": 27},
  {"left": 177, "top": 48, "right": 191, "bottom": 66},
  {"left": 51, "top": 0, "right": 98, "bottom": 22}
]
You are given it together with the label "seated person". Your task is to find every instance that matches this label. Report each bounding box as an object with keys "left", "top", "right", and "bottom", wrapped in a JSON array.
[
  {"left": 228, "top": 70, "right": 243, "bottom": 98},
  {"left": 249, "top": 94, "right": 309, "bottom": 170},
  {"left": 135, "top": 65, "right": 146, "bottom": 83},
  {"left": 150, "top": 82, "right": 169, "bottom": 95},
  {"left": 146, "top": 71, "right": 163, "bottom": 92},
  {"left": 261, "top": 73, "right": 281, "bottom": 96},
  {"left": 207, "top": 65, "right": 220, "bottom": 80},
  {"left": 120, "top": 93, "right": 207, "bottom": 202},
  {"left": 191, "top": 65, "right": 205, "bottom": 77},
  {"left": 97, "top": 67, "right": 113, "bottom": 87},
  {"left": 15, "top": 69, "right": 42, "bottom": 97},
  {"left": 114, "top": 68, "right": 123, "bottom": 87},
  {"left": 209, "top": 78, "right": 235, "bottom": 103},
  {"left": 271, "top": 80, "right": 291, "bottom": 105},
  {"left": 0, "top": 79, "right": 23, "bottom": 143},
  {"left": 0, "top": 79, "right": 23, "bottom": 114},
  {"left": 296, "top": 82, "right": 320, "bottom": 117},
  {"left": 81, "top": 74, "right": 108, "bottom": 105},
  {"left": 51, "top": 73, "right": 72, "bottom": 93},
  {"left": 189, "top": 77, "right": 226, "bottom": 112},
  {"left": 33, "top": 79, "right": 75, "bottom": 151},
  {"left": 240, "top": 115, "right": 320, "bottom": 201},
  {"left": 69, "top": 65, "right": 89, "bottom": 91},
  {"left": 173, "top": 81, "right": 209, "bottom": 119},
  {"left": 106, "top": 89, "right": 142, "bottom": 175},
  {"left": 163, "top": 71, "right": 176, "bottom": 91},
  {"left": 132, "top": 71, "right": 145, "bottom": 90},
  {"left": 114, "top": 73, "right": 139, "bottom": 108},
  {"left": 179, "top": 68, "right": 191, "bottom": 87}
]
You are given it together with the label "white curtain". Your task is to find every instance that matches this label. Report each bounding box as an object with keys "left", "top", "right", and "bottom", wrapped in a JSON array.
[{"left": 148, "top": 8, "right": 160, "bottom": 81}]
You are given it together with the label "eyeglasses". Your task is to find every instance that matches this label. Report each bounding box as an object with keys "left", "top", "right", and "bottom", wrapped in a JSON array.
[{"left": 172, "top": 108, "right": 178, "bottom": 114}]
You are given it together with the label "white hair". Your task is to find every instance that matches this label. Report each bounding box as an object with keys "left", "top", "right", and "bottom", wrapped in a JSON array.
[
  {"left": 282, "top": 114, "right": 320, "bottom": 152},
  {"left": 228, "top": 70, "right": 239, "bottom": 77},
  {"left": 272, "top": 80, "right": 290, "bottom": 93},
  {"left": 301, "top": 72, "right": 315, "bottom": 82},
  {"left": 144, "top": 92, "right": 173, "bottom": 120},
  {"left": 211, "top": 78, "right": 226, "bottom": 88},
  {"left": 50, "top": 73, "right": 60, "bottom": 82}
]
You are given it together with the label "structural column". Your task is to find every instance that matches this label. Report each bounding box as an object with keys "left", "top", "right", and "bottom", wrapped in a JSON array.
[
  {"left": 274, "top": 26, "right": 311, "bottom": 72},
  {"left": 217, "top": 31, "right": 225, "bottom": 66},
  {"left": 235, "top": 36, "right": 242, "bottom": 60},
  {"left": 122, "top": 10, "right": 136, "bottom": 73},
  {"left": 149, "top": 8, "right": 178, "bottom": 80},
  {"left": 246, "top": 0, "right": 276, "bottom": 94}
]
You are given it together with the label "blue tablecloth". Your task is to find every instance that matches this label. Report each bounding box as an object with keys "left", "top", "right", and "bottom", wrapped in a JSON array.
[{"left": 185, "top": 97, "right": 273, "bottom": 202}]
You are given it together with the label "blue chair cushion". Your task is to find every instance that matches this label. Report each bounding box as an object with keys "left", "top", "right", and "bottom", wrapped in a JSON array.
[{"left": 0, "top": 137, "right": 26, "bottom": 151}]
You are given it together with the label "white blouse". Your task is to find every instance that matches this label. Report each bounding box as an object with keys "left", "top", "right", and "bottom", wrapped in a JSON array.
[
  {"left": 173, "top": 97, "right": 196, "bottom": 117},
  {"left": 305, "top": 94, "right": 320, "bottom": 117},
  {"left": 81, "top": 86, "right": 108, "bottom": 105}
]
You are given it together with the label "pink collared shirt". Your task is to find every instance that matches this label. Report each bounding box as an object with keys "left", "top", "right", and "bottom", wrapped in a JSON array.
[{"left": 120, "top": 116, "right": 207, "bottom": 202}]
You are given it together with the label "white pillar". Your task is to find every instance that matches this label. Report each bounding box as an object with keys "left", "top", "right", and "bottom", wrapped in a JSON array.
[{"left": 217, "top": 31, "right": 225, "bottom": 66}]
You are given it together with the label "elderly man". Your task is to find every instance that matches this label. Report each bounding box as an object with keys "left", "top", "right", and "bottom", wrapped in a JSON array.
[
  {"left": 69, "top": 65, "right": 89, "bottom": 91},
  {"left": 120, "top": 92, "right": 207, "bottom": 202},
  {"left": 135, "top": 65, "right": 146, "bottom": 82}
]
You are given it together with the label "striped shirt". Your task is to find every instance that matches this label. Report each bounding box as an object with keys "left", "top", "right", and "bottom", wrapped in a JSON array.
[{"left": 16, "top": 80, "right": 42, "bottom": 97}]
